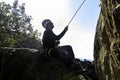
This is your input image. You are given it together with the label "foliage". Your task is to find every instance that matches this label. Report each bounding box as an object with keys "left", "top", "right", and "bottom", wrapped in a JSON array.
[{"left": 0, "top": 0, "right": 41, "bottom": 49}]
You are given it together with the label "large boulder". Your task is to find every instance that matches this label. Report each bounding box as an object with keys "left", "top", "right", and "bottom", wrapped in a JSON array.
[
  {"left": 0, "top": 47, "right": 97, "bottom": 80},
  {"left": 94, "top": 0, "right": 120, "bottom": 80}
]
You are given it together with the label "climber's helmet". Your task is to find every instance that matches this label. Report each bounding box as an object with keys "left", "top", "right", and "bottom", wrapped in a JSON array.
[{"left": 42, "top": 19, "right": 54, "bottom": 29}]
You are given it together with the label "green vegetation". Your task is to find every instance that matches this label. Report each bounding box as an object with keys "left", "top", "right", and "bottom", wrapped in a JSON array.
[{"left": 0, "top": 0, "right": 41, "bottom": 49}]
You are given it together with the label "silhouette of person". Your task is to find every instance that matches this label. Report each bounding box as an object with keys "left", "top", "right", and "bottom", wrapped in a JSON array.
[{"left": 42, "top": 19, "right": 68, "bottom": 56}]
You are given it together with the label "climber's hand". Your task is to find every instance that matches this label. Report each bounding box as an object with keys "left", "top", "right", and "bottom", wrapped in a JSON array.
[{"left": 64, "top": 26, "right": 68, "bottom": 31}]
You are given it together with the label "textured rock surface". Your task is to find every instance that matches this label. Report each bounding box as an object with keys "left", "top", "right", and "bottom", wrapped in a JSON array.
[
  {"left": 94, "top": 0, "right": 120, "bottom": 80},
  {"left": 0, "top": 47, "right": 97, "bottom": 80}
]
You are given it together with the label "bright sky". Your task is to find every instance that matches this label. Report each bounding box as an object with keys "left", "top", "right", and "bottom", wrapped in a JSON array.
[{"left": 1, "top": 0, "right": 100, "bottom": 60}]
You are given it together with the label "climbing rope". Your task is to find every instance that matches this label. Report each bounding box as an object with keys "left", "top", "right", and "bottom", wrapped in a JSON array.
[{"left": 67, "top": 0, "right": 86, "bottom": 26}]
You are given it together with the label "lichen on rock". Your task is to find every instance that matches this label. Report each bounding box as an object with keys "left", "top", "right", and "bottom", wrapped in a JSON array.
[{"left": 94, "top": 0, "right": 120, "bottom": 80}]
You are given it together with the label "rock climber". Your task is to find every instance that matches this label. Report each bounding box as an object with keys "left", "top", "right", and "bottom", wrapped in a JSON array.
[{"left": 42, "top": 19, "right": 68, "bottom": 57}]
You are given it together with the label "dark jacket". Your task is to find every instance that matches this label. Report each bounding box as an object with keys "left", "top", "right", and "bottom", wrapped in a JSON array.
[{"left": 42, "top": 29, "right": 67, "bottom": 49}]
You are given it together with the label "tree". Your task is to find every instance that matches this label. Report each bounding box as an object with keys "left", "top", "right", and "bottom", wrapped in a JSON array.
[{"left": 0, "top": 0, "right": 41, "bottom": 49}]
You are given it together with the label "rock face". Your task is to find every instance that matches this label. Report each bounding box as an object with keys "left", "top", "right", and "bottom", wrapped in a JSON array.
[
  {"left": 0, "top": 47, "right": 97, "bottom": 80},
  {"left": 94, "top": 0, "right": 120, "bottom": 80}
]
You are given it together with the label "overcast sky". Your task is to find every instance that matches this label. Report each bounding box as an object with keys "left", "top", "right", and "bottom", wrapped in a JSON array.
[{"left": 1, "top": 0, "right": 100, "bottom": 60}]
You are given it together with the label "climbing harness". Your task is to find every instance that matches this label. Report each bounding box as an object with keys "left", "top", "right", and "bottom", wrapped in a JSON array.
[
  {"left": 48, "top": 48, "right": 53, "bottom": 56},
  {"left": 67, "top": 0, "right": 86, "bottom": 26}
]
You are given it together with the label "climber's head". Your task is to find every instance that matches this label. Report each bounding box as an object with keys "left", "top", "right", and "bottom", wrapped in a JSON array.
[{"left": 42, "top": 19, "right": 54, "bottom": 30}]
